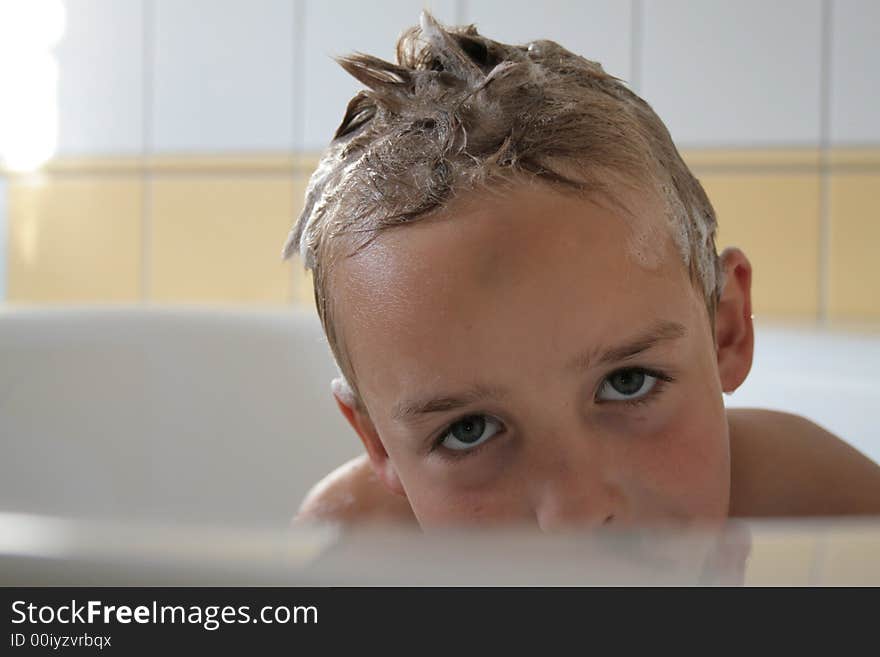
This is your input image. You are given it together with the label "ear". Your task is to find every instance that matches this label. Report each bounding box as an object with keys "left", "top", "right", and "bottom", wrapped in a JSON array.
[
  {"left": 331, "top": 378, "right": 406, "bottom": 497},
  {"left": 714, "top": 247, "right": 754, "bottom": 393}
]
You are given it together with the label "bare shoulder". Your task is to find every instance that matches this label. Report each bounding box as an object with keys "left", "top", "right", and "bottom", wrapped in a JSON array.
[
  {"left": 727, "top": 407, "right": 880, "bottom": 516},
  {"left": 294, "top": 454, "right": 417, "bottom": 525}
]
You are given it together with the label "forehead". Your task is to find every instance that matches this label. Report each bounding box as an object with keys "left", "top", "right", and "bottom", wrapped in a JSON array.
[
  {"left": 339, "top": 181, "right": 676, "bottom": 292},
  {"left": 332, "top": 182, "right": 698, "bottom": 404}
]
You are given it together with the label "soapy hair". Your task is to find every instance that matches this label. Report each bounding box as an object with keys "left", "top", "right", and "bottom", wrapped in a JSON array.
[{"left": 282, "top": 12, "right": 724, "bottom": 407}]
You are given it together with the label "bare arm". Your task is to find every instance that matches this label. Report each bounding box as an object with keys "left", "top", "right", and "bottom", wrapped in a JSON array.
[
  {"left": 728, "top": 408, "right": 880, "bottom": 517},
  {"left": 294, "top": 454, "right": 417, "bottom": 525}
]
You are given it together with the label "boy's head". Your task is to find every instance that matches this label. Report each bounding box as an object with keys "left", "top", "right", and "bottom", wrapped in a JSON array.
[{"left": 284, "top": 13, "right": 754, "bottom": 529}]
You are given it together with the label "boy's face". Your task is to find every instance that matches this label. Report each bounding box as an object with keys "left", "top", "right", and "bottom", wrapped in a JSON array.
[{"left": 333, "top": 181, "right": 740, "bottom": 530}]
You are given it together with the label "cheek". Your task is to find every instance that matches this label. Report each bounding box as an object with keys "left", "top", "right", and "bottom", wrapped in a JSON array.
[
  {"left": 632, "top": 320, "right": 730, "bottom": 519},
  {"left": 394, "top": 455, "right": 532, "bottom": 529},
  {"left": 633, "top": 396, "right": 730, "bottom": 519},
  {"left": 407, "top": 487, "right": 524, "bottom": 529}
]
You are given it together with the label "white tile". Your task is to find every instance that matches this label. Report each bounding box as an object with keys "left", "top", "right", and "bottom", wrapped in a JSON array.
[
  {"left": 0, "top": 176, "right": 6, "bottom": 300},
  {"left": 830, "top": 0, "right": 880, "bottom": 144},
  {"left": 302, "top": 0, "right": 457, "bottom": 151},
  {"left": 461, "top": 0, "right": 632, "bottom": 82},
  {"left": 640, "top": 0, "right": 823, "bottom": 147},
  {"left": 55, "top": 0, "right": 144, "bottom": 155},
  {"left": 152, "top": 0, "right": 295, "bottom": 152}
]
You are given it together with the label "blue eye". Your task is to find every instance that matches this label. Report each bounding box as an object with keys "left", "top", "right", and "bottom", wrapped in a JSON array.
[
  {"left": 439, "top": 415, "right": 502, "bottom": 452},
  {"left": 597, "top": 368, "right": 664, "bottom": 402}
]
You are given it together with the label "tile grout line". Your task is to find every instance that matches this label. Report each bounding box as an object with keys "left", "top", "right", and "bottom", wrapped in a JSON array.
[
  {"left": 289, "top": 0, "right": 306, "bottom": 305},
  {"left": 141, "top": 0, "right": 155, "bottom": 304},
  {"left": 293, "top": 0, "right": 305, "bottom": 154},
  {"left": 629, "top": 0, "right": 642, "bottom": 93},
  {"left": 817, "top": 0, "right": 834, "bottom": 326},
  {"left": 454, "top": 0, "right": 466, "bottom": 26}
]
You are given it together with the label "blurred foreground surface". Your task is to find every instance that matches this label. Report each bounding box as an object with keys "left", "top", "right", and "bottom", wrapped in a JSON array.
[{"left": 1, "top": 512, "right": 878, "bottom": 586}]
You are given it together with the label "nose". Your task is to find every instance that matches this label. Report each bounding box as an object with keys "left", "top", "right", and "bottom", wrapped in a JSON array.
[
  {"left": 531, "top": 449, "right": 624, "bottom": 532},
  {"left": 535, "top": 487, "right": 618, "bottom": 532}
]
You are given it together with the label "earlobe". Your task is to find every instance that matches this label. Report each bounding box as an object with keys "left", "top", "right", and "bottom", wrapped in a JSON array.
[
  {"left": 331, "top": 380, "right": 407, "bottom": 497},
  {"left": 714, "top": 248, "right": 755, "bottom": 393}
]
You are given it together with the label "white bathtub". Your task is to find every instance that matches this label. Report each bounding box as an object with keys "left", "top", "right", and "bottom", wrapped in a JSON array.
[
  {"left": 1, "top": 308, "right": 877, "bottom": 525},
  {"left": 724, "top": 321, "right": 880, "bottom": 464}
]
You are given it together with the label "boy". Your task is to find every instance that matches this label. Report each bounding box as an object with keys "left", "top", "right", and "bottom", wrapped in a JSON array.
[{"left": 284, "top": 13, "right": 880, "bottom": 529}]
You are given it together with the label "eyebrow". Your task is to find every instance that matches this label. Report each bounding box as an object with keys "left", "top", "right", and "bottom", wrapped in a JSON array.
[
  {"left": 566, "top": 319, "right": 688, "bottom": 373},
  {"left": 392, "top": 383, "right": 510, "bottom": 423},
  {"left": 392, "top": 319, "right": 687, "bottom": 423}
]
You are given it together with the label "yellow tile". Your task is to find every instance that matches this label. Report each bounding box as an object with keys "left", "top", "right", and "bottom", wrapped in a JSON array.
[
  {"left": 682, "top": 148, "right": 820, "bottom": 170},
  {"left": 285, "top": 172, "right": 318, "bottom": 309},
  {"left": 150, "top": 175, "right": 305, "bottom": 303},
  {"left": 41, "top": 155, "right": 143, "bottom": 175},
  {"left": 294, "top": 154, "right": 322, "bottom": 176},
  {"left": 819, "top": 527, "right": 880, "bottom": 586},
  {"left": 744, "top": 532, "right": 819, "bottom": 586},
  {"left": 699, "top": 174, "right": 821, "bottom": 318},
  {"left": 828, "top": 174, "right": 880, "bottom": 320},
  {"left": 288, "top": 254, "right": 316, "bottom": 308},
  {"left": 6, "top": 176, "right": 142, "bottom": 302},
  {"left": 828, "top": 148, "right": 880, "bottom": 168},
  {"left": 147, "top": 153, "right": 296, "bottom": 174},
  {"left": 0, "top": 153, "right": 314, "bottom": 177}
]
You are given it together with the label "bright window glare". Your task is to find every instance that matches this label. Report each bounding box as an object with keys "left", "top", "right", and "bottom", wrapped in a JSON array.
[{"left": 0, "top": 0, "right": 66, "bottom": 172}]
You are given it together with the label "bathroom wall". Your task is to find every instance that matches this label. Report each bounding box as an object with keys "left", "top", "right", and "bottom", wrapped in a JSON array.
[
  {"left": 0, "top": 0, "right": 877, "bottom": 320},
  {"left": 0, "top": 175, "right": 6, "bottom": 301}
]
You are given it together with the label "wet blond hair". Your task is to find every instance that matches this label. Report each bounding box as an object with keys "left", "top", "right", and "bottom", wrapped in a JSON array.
[{"left": 283, "top": 12, "right": 723, "bottom": 407}]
